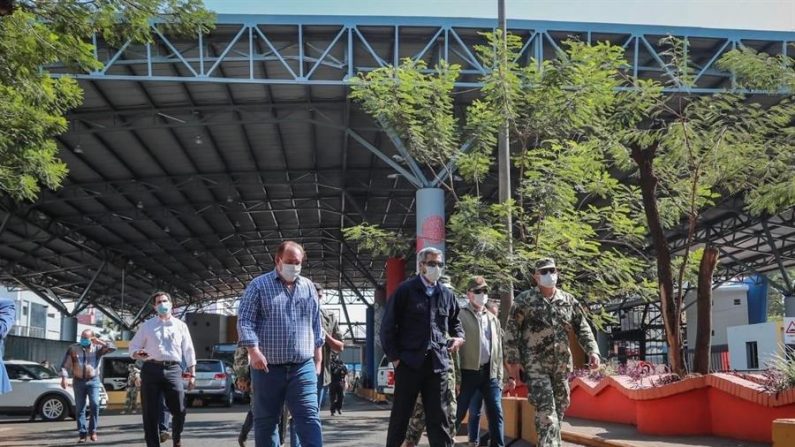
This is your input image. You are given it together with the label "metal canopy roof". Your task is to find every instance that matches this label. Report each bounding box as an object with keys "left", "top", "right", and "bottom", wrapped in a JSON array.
[{"left": 0, "top": 15, "right": 793, "bottom": 326}]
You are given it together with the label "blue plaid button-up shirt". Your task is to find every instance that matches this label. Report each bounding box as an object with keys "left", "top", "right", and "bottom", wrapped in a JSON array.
[{"left": 237, "top": 270, "right": 324, "bottom": 364}]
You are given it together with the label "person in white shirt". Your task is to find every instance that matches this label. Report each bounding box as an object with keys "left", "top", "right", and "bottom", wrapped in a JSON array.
[{"left": 129, "top": 291, "right": 196, "bottom": 447}]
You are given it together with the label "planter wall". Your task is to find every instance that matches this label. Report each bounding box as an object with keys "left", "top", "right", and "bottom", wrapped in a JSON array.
[
  {"left": 568, "top": 381, "right": 636, "bottom": 425},
  {"left": 568, "top": 373, "right": 795, "bottom": 443}
]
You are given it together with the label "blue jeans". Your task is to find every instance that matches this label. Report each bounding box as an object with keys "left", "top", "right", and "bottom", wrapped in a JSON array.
[
  {"left": 252, "top": 359, "right": 322, "bottom": 447},
  {"left": 292, "top": 379, "right": 326, "bottom": 447},
  {"left": 455, "top": 367, "right": 504, "bottom": 447},
  {"left": 468, "top": 389, "right": 484, "bottom": 443},
  {"left": 73, "top": 378, "right": 101, "bottom": 436}
]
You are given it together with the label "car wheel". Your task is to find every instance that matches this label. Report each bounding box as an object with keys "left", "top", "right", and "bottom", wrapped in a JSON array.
[
  {"left": 223, "top": 388, "right": 234, "bottom": 407},
  {"left": 38, "top": 394, "right": 69, "bottom": 421}
]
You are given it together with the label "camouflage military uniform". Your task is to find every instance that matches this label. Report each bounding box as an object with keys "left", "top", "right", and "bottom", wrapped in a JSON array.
[
  {"left": 122, "top": 364, "right": 140, "bottom": 413},
  {"left": 404, "top": 351, "right": 458, "bottom": 445},
  {"left": 504, "top": 288, "right": 598, "bottom": 447}
]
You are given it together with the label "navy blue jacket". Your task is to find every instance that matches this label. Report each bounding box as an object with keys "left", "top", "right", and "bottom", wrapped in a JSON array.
[{"left": 380, "top": 276, "right": 464, "bottom": 373}]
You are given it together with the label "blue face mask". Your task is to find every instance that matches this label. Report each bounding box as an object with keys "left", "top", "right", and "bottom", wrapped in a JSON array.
[
  {"left": 80, "top": 338, "right": 91, "bottom": 348},
  {"left": 156, "top": 301, "right": 172, "bottom": 315}
]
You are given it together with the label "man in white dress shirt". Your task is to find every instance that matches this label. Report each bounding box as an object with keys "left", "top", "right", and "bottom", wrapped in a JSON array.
[{"left": 129, "top": 291, "right": 197, "bottom": 447}]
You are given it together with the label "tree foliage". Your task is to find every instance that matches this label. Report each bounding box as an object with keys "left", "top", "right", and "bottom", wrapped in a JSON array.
[
  {"left": 348, "top": 33, "right": 659, "bottom": 328},
  {"left": 622, "top": 38, "right": 795, "bottom": 374},
  {"left": 345, "top": 34, "right": 794, "bottom": 363},
  {"left": 0, "top": 1, "right": 214, "bottom": 201}
]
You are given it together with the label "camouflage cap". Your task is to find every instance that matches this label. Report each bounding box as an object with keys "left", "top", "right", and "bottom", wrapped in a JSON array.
[
  {"left": 466, "top": 275, "right": 488, "bottom": 291},
  {"left": 534, "top": 258, "right": 556, "bottom": 271}
]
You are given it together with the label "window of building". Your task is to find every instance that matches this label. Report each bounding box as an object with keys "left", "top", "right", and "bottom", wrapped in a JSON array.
[{"left": 746, "top": 341, "right": 759, "bottom": 369}]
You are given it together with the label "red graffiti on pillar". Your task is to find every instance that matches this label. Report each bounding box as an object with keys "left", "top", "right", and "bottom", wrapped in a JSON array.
[{"left": 416, "top": 215, "right": 445, "bottom": 250}]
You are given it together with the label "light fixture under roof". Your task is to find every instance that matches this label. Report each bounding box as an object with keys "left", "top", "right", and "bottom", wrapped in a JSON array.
[
  {"left": 136, "top": 201, "right": 144, "bottom": 209},
  {"left": 194, "top": 135, "right": 203, "bottom": 145},
  {"left": 163, "top": 226, "right": 171, "bottom": 233},
  {"left": 73, "top": 144, "right": 83, "bottom": 154},
  {"left": 386, "top": 173, "right": 400, "bottom": 179}
]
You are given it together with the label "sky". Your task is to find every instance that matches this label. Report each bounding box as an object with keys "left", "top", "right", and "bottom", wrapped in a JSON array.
[{"left": 203, "top": 0, "right": 794, "bottom": 32}]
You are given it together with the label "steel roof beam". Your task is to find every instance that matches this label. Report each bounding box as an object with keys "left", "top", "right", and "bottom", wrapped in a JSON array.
[{"left": 51, "top": 16, "right": 794, "bottom": 93}]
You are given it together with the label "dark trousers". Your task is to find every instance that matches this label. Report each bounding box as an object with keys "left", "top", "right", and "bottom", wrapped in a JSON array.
[
  {"left": 240, "top": 410, "right": 253, "bottom": 441},
  {"left": 385, "top": 355, "right": 453, "bottom": 447},
  {"left": 329, "top": 382, "right": 345, "bottom": 413},
  {"left": 141, "top": 363, "right": 185, "bottom": 447}
]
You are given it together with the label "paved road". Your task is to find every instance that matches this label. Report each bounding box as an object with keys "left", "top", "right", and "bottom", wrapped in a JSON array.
[{"left": 0, "top": 395, "right": 581, "bottom": 446}]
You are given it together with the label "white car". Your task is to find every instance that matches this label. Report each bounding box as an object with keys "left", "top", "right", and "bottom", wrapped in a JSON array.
[
  {"left": 0, "top": 360, "right": 109, "bottom": 421},
  {"left": 376, "top": 355, "right": 395, "bottom": 395}
]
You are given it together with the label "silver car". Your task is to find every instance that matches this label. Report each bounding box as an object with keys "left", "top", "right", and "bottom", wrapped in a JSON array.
[
  {"left": 183, "top": 359, "right": 235, "bottom": 407},
  {"left": 0, "top": 360, "right": 109, "bottom": 421}
]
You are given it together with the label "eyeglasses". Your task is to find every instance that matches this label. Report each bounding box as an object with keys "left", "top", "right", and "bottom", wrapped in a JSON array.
[
  {"left": 538, "top": 268, "right": 557, "bottom": 275},
  {"left": 424, "top": 261, "right": 445, "bottom": 268},
  {"left": 470, "top": 288, "right": 488, "bottom": 294}
]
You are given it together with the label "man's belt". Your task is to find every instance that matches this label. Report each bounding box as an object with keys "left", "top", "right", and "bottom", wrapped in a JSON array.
[{"left": 146, "top": 360, "right": 181, "bottom": 366}]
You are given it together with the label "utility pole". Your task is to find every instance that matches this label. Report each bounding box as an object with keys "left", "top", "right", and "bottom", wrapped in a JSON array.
[{"left": 497, "top": 0, "right": 514, "bottom": 326}]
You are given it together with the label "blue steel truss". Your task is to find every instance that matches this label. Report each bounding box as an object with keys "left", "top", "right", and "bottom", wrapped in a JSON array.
[{"left": 52, "top": 15, "right": 794, "bottom": 93}]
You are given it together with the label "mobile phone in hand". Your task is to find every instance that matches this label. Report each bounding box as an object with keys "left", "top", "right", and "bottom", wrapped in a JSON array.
[{"left": 136, "top": 350, "right": 149, "bottom": 358}]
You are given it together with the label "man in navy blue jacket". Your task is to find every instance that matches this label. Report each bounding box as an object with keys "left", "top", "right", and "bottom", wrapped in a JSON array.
[{"left": 380, "top": 247, "right": 465, "bottom": 447}]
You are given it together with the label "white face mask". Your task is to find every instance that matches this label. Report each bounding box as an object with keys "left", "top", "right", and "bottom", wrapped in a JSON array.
[
  {"left": 538, "top": 273, "right": 558, "bottom": 288},
  {"left": 279, "top": 263, "right": 301, "bottom": 282},
  {"left": 423, "top": 265, "right": 443, "bottom": 283},
  {"left": 473, "top": 293, "right": 488, "bottom": 306}
]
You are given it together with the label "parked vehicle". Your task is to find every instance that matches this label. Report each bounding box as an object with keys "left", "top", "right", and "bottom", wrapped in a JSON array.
[
  {"left": 0, "top": 360, "right": 108, "bottom": 421},
  {"left": 210, "top": 343, "right": 237, "bottom": 365},
  {"left": 376, "top": 355, "right": 395, "bottom": 395},
  {"left": 210, "top": 343, "right": 246, "bottom": 402},
  {"left": 183, "top": 359, "right": 235, "bottom": 407}
]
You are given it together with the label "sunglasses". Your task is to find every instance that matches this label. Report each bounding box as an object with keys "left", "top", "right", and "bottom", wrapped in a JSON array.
[
  {"left": 537, "top": 268, "right": 557, "bottom": 275},
  {"left": 470, "top": 287, "right": 488, "bottom": 294},
  {"left": 424, "top": 261, "right": 445, "bottom": 268}
]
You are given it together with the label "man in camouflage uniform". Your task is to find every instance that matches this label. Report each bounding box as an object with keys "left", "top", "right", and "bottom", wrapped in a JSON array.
[
  {"left": 404, "top": 350, "right": 457, "bottom": 446},
  {"left": 504, "top": 258, "right": 600, "bottom": 447},
  {"left": 122, "top": 363, "right": 141, "bottom": 414}
]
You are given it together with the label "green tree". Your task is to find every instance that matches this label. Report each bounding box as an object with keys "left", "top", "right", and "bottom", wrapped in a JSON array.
[
  {"left": 347, "top": 33, "right": 658, "bottom": 329},
  {"left": 0, "top": 1, "right": 214, "bottom": 201},
  {"left": 622, "top": 39, "right": 795, "bottom": 374}
]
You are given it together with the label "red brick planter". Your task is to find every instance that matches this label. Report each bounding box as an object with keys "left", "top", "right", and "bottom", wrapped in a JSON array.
[{"left": 567, "top": 373, "right": 795, "bottom": 443}]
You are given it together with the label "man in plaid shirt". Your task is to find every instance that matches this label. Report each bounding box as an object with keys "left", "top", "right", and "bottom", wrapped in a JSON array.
[{"left": 237, "top": 241, "right": 324, "bottom": 447}]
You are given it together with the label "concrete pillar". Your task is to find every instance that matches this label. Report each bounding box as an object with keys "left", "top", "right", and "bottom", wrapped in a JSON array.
[
  {"left": 416, "top": 188, "right": 445, "bottom": 256},
  {"left": 364, "top": 306, "right": 375, "bottom": 389},
  {"left": 60, "top": 316, "right": 78, "bottom": 342},
  {"left": 373, "top": 285, "right": 386, "bottom": 382}
]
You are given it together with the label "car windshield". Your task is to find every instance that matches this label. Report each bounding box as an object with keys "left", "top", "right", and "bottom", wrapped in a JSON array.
[
  {"left": 22, "top": 364, "right": 59, "bottom": 379},
  {"left": 196, "top": 361, "right": 223, "bottom": 373}
]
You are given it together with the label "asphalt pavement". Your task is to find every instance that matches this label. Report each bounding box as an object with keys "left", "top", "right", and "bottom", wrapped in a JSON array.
[{"left": 0, "top": 395, "right": 584, "bottom": 446}]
